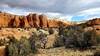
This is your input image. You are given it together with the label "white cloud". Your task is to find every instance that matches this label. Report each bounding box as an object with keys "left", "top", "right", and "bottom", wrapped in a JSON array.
[
  {"left": 45, "top": 12, "right": 73, "bottom": 21},
  {"left": 73, "top": 7, "right": 100, "bottom": 21},
  {"left": 78, "top": 8, "right": 100, "bottom": 15},
  {"left": 59, "top": 16, "right": 73, "bottom": 21}
]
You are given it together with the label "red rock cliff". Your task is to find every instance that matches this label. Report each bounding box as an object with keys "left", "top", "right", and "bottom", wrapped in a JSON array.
[{"left": 0, "top": 12, "right": 69, "bottom": 28}]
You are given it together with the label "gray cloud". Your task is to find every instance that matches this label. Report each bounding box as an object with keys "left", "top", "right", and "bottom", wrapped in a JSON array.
[
  {"left": 0, "top": 0, "right": 100, "bottom": 21},
  {"left": 0, "top": 0, "right": 99, "bottom": 14},
  {"left": 0, "top": 0, "right": 100, "bottom": 14}
]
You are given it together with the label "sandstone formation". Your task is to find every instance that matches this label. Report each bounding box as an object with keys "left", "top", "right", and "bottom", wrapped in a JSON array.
[
  {"left": 48, "top": 20, "right": 59, "bottom": 27},
  {"left": 39, "top": 14, "right": 48, "bottom": 28},
  {"left": 79, "top": 18, "right": 100, "bottom": 34},
  {"left": 0, "top": 46, "right": 6, "bottom": 56},
  {"left": 23, "top": 16, "right": 30, "bottom": 28},
  {"left": 0, "top": 12, "right": 69, "bottom": 28},
  {"left": 86, "top": 18, "right": 100, "bottom": 26},
  {"left": 81, "top": 18, "right": 100, "bottom": 28}
]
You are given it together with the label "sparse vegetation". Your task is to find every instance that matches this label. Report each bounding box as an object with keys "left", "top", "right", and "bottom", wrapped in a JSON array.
[
  {"left": 7, "top": 36, "right": 36, "bottom": 56},
  {"left": 54, "top": 34, "right": 64, "bottom": 47},
  {"left": 48, "top": 28, "right": 54, "bottom": 34},
  {"left": 0, "top": 37, "right": 10, "bottom": 46},
  {"left": 96, "top": 35, "right": 100, "bottom": 45},
  {"left": 30, "top": 31, "right": 48, "bottom": 49},
  {"left": 0, "top": 27, "right": 100, "bottom": 56},
  {"left": 38, "top": 32, "right": 48, "bottom": 49},
  {"left": 63, "top": 26, "right": 98, "bottom": 49},
  {"left": 94, "top": 49, "right": 100, "bottom": 56}
]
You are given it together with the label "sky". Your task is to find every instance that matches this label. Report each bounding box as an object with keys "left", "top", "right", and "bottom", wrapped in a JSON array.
[{"left": 0, "top": 0, "right": 100, "bottom": 21}]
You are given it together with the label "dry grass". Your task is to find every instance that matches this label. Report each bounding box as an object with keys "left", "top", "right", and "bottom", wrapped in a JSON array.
[
  {"left": 0, "top": 28, "right": 98, "bottom": 56},
  {"left": 0, "top": 28, "right": 37, "bottom": 40},
  {"left": 34, "top": 47, "right": 94, "bottom": 56}
]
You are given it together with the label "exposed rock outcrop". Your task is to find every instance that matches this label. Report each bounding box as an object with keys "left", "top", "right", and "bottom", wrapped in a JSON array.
[
  {"left": 39, "top": 14, "right": 48, "bottom": 28},
  {"left": 86, "top": 18, "right": 100, "bottom": 26},
  {"left": 79, "top": 18, "right": 100, "bottom": 34},
  {"left": 0, "top": 12, "right": 70, "bottom": 28},
  {"left": 32, "top": 14, "right": 40, "bottom": 28},
  {"left": 48, "top": 20, "right": 59, "bottom": 28},
  {"left": 23, "top": 16, "right": 30, "bottom": 28}
]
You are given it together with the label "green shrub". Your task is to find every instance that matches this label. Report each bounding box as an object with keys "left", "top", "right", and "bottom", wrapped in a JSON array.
[
  {"left": 0, "top": 39, "right": 6, "bottom": 46},
  {"left": 29, "top": 33, "right": 37, "bottom": 53},
  {"left": 0, "top": 38, "right": 9, "bottom": 46},
  {"left": 29, "top": 32, "right": 40, "bottom": 48},
  {"left": 38, "top": 32, "right": 47, "bottom": 49},
  {"left": 18, "top": 37, "right": 32, "bottom": 56},
  {"left": 96, "top": 35, "right": 100, "bottom": 44},
  {"left": 31, "top": 31, "right": 48, "bottom": 49},
  {"left": 7, "top": 36, "right": 36, "bottom": 56},
  {"left": 94, "top": 49, "right": 100, "bottom": 56},
  {"left": 54, "top": 34, "right": 64, "bottom": 47},
  {"left": 7, "top": 37, "right": 19, "bottom": 56},
  {"left": 63, "top": 26, "right": 98, "bottom": 49},
  {"left": 83, "top": 30, "right": 97, "bottom": 47},
  {"left": 48, "top": 28, "right": 54, "bottom": 34}
]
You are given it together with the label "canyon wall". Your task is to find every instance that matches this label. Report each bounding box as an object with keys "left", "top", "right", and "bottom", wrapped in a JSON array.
[{"left": 0, "top": 12, "right": 69, "bottom": 28}]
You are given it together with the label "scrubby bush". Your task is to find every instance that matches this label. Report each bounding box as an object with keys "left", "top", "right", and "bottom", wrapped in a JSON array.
[
  {"left": 7, "top": 37, "right": 19, "bottom": 56},
  {"left": 63, "top": 26, "right": 98, "bottom": 49},
  {"left": 7, "top": 36, "right": 36, "bottom": 56},
  {"left": 83, "top": 30, "right": 97, "bottom": 47},
  {"left": 18, "top": 37, "right": 32, "bottom": 56},
  {"left": 0, "top": 39, "right": 6, "bottom": 46},
  {"left": 30, "top": 32, "right": 42, "bottom": 48},
  {"left": 54, "top": 34, "right": 64, "bottom": 47},
  {"left": 0, "top": 38, "right": 9, "bottom": 46},
  {"left": 95, "top": 35, "right": 100, "bottom": 45},
  {"left": 94, "top": 49, "right": 100, "bottom": 56},
  {"left": 48, "top": 28, "right": 54, "bottom": 34},
  {"left": 31, "top": 32, "right": 41, "bottom": 48},
  {"left": 29, "top": 33, "right": 37, "bottom": 53},
  {"left": 30, "top": 31, "right": 48, "bottom": 49},
  {"left": 38, "top": 32, "right": 48, "bottom": 49}
]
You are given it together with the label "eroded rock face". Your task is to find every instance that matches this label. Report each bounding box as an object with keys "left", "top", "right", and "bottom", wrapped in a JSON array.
[
  {"left": 32, "top": 14, "right": 40, "bottom": 28},
  {"left": 0, "top": 12, "right": 69, "bottom": 28},
  {"left": 86, "top": 18, "right": 100, "bottom": 26},
  {"left": 79, "top": 18, "right": 100, "bottom": 35},
  {"left": 47, "top": 20, "right": 69, "bottom": 28},
  {"left": 13, "top": 16, "right": 20, "bottom": 27},
  {"left": 39, "top": 14, "right": 48, "bottom": 28},
  {"left": 48, "top": 20, "right": 59, "bottom": 28},
  {"left": 0, "top": 13, "right": 11, "bottom": 27},
  {"left": 27, "top": 14, "right": 34, "bottom": 27},
  {"left": 23, "top": 16, "right": 30, "bottom": 28}
]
